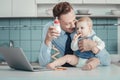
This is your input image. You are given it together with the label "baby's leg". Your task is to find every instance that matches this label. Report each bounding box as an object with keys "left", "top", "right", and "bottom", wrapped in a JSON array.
[
  {"left": 65, "top": 55, "right": 79, "bottom": 65},
  {"left": 82, "top": 58, "right": 100, "bottom": 70},
  {"left": 47, "top": 55, "right": 79, "bottom": 69}
]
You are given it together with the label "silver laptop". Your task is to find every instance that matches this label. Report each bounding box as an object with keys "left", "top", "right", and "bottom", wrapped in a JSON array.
[{"left": 0, "top": 47, "right": 51, "bottom": 72}]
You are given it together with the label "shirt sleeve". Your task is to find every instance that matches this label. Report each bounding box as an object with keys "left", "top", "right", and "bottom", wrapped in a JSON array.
[
  {"left": 93, "top": 36, "right": 105, "bottom": 51},
  {"left": 71, "top": 39, "right": 79, "bottom": 51},
  {"left": 39, "top": 22, "right": 53, "bottom": 67}
]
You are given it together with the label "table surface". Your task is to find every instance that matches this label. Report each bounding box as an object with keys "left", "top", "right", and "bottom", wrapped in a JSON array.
[{"left": 0, "top": 64, "right": 120, "bottom": 80}]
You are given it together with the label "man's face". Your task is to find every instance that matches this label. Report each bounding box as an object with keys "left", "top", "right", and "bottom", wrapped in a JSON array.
[{"left": 59, "top": 9, "right": 76, "bottom": 33}]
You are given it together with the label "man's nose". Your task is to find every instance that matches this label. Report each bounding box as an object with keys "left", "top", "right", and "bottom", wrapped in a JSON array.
[{"left": 71, "top": 22, "right": 75, "bottom": 28}]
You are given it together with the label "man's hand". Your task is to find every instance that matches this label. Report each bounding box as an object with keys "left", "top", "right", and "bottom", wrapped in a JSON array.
[
  {"left": 78, "top": 39, "right": 99, "bottom": 54},
  {"left": 45, "top": 26, "right": 60, "bottom": 46}
]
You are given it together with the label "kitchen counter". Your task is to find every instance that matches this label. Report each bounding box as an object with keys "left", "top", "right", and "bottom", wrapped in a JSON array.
[{"left": 0, "top": 64, "right": 120, "bottom": 80}]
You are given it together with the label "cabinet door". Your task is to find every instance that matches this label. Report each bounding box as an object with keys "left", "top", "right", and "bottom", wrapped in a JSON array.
[
  {"left": 83, "top": 0, "right": 106, "bottom": 4},
  {"left": 13, "top": 0, "right": 36, "bottom": 17},
  {"left": 36, "top": 0, "right": 59, "bottom": 4},
  {"left": 36, "top": 0, "right": 82, "bottom": 4},
  {"left": 61, "top": 0, "right": 82, "bottom": 4},
  {"left": 0, "top": 0, "right": 11, "bottom": 17},
  {"left": 106, "top": 0, "right": 120, "bottom": 4}
]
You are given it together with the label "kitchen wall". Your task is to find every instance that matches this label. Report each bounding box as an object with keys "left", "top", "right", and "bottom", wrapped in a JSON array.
[{"left": 0, "top": 17, "right": 118, "bottom": 62}]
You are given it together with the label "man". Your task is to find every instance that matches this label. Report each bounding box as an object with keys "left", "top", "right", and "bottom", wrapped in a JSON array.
[{"left": 39, "top": 2, "right": 111, "bottom": 69}]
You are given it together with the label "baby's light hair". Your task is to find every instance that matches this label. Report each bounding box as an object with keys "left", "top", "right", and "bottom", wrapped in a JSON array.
[{"left": 77, "top": 17, "right": 93, "bottom": 28}]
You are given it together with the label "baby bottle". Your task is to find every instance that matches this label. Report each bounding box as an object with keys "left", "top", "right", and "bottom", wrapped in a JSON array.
[{"left": 54, "top": 17, "right": 61, "bottom": 33}]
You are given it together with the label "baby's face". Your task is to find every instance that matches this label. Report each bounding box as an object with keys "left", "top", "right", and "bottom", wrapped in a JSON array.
[{"left": 76, "top": 21, "right": 91, "bottom": 38}]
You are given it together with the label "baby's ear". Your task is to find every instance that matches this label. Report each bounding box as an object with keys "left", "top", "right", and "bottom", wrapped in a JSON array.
[{"left": 89, "top": 25, "right": 92, "bottom": 30}]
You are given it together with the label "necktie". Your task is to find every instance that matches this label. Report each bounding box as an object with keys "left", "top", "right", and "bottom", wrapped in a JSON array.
[
  {"left": 65, "top": 32, "right": 73, "bottom": 55},
  {"left": 62, "top": 32, "right": 74, "bottom": 67}
]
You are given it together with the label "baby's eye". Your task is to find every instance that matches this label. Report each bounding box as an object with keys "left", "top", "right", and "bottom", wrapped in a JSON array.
[
  {"left": 76, "top": 27, "right": 79, "bottom": 30},
  {"left": 81, "top": 27, "right": 84, "bottom": 29}
]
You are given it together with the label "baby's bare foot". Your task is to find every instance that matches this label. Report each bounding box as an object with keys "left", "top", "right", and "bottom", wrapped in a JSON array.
[
  {"left": 81, "top": 64, "right": 92, "bottom": 70},
  {"left": 81, "top": 58, "right": 100, "bottom": 70}
]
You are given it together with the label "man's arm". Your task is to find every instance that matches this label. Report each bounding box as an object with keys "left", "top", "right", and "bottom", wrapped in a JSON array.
[
  {"left": 39, "top": 42, "right": 52, "bottom": 67},
  {"left": 39, "top": 22, "right": 52, "bottom": 67},
  {"left": 39, "top": 22, "right": 60, "bottom": 67}
]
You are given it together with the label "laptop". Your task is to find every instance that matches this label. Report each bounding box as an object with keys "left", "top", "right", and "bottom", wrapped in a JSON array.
[{"left": 0, "top": 47, "right": 51, "bottom": 72}]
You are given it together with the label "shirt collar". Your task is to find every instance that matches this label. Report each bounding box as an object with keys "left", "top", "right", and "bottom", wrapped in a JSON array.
[{"left": 61, "top": 29, "right": 66, "bottom": 35}]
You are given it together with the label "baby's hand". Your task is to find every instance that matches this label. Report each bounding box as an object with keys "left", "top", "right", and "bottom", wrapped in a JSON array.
[
  {"left": 47, "top": 63, "right": 56, "bottom": 70},
  {"left": 73, "top": 33, "right": 81, "bottom": 41}
]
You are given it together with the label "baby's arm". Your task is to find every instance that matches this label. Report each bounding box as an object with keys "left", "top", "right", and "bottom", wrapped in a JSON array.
[
  {"left": 93, "top": 36, "right": 105, "bottom": 51},
  {"left": 71, "top": 34, "right": 81, "bottom": 51}
]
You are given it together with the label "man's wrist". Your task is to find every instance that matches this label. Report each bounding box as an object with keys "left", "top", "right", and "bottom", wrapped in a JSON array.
[{"left": 45, "top": 37, "right": 52, "bottom": 46}]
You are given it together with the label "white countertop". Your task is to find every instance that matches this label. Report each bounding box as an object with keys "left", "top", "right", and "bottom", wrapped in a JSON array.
[{"left": 0, "top": 64, "right": 120, "bottom": 80}]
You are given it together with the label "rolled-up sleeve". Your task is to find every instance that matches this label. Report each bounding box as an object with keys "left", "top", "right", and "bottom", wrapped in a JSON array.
[
  {"left": 95, "top": 49, "right": 111, "bottom": 66},
  {"left": 39, "top": 22, "right": 53, "bottom": 67},
  {"left": 39, "top": 42, "right": 52, "bottom": 67}
]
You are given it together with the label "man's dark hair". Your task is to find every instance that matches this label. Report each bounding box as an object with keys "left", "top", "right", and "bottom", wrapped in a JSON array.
[{"left": 53, "top": 2, "right": 73, "bottom": 18}]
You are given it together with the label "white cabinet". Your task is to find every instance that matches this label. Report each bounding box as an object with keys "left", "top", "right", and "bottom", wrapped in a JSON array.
[
  {"left": 12, "top": 0, "right": 36, "bottom": 17},
  {"left": 60, "top": 0, "right": 82, "bottom": 4},
  {"left": 0, "top": 0, "right": 11, "bottom": 17},
  {"left": 36, "top": 0, "right": 120, "bottom": 4},
  {"left": 0, "top": 0, "right": 36, "bottom": 17},
  {"left": 36, "top": 0, "right": 82, "bottom": 4},
  {"left": 36, "top": 0, "right": 59, "bottom": 4},
  {"left": 83, "top": 0, "right": 106, "bottom": 4},
  {"left": 106, "top": 0, "right": 120, "bottom": 4}
]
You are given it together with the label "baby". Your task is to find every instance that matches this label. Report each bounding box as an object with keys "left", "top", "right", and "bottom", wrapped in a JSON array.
[{"left": 47, "top": 17, "right": 106, "bottom": 70}]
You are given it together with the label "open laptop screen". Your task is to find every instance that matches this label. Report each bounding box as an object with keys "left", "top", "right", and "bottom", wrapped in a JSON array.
[{"left": 0, "top": 47, "right": 34, "bottom": 71}]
